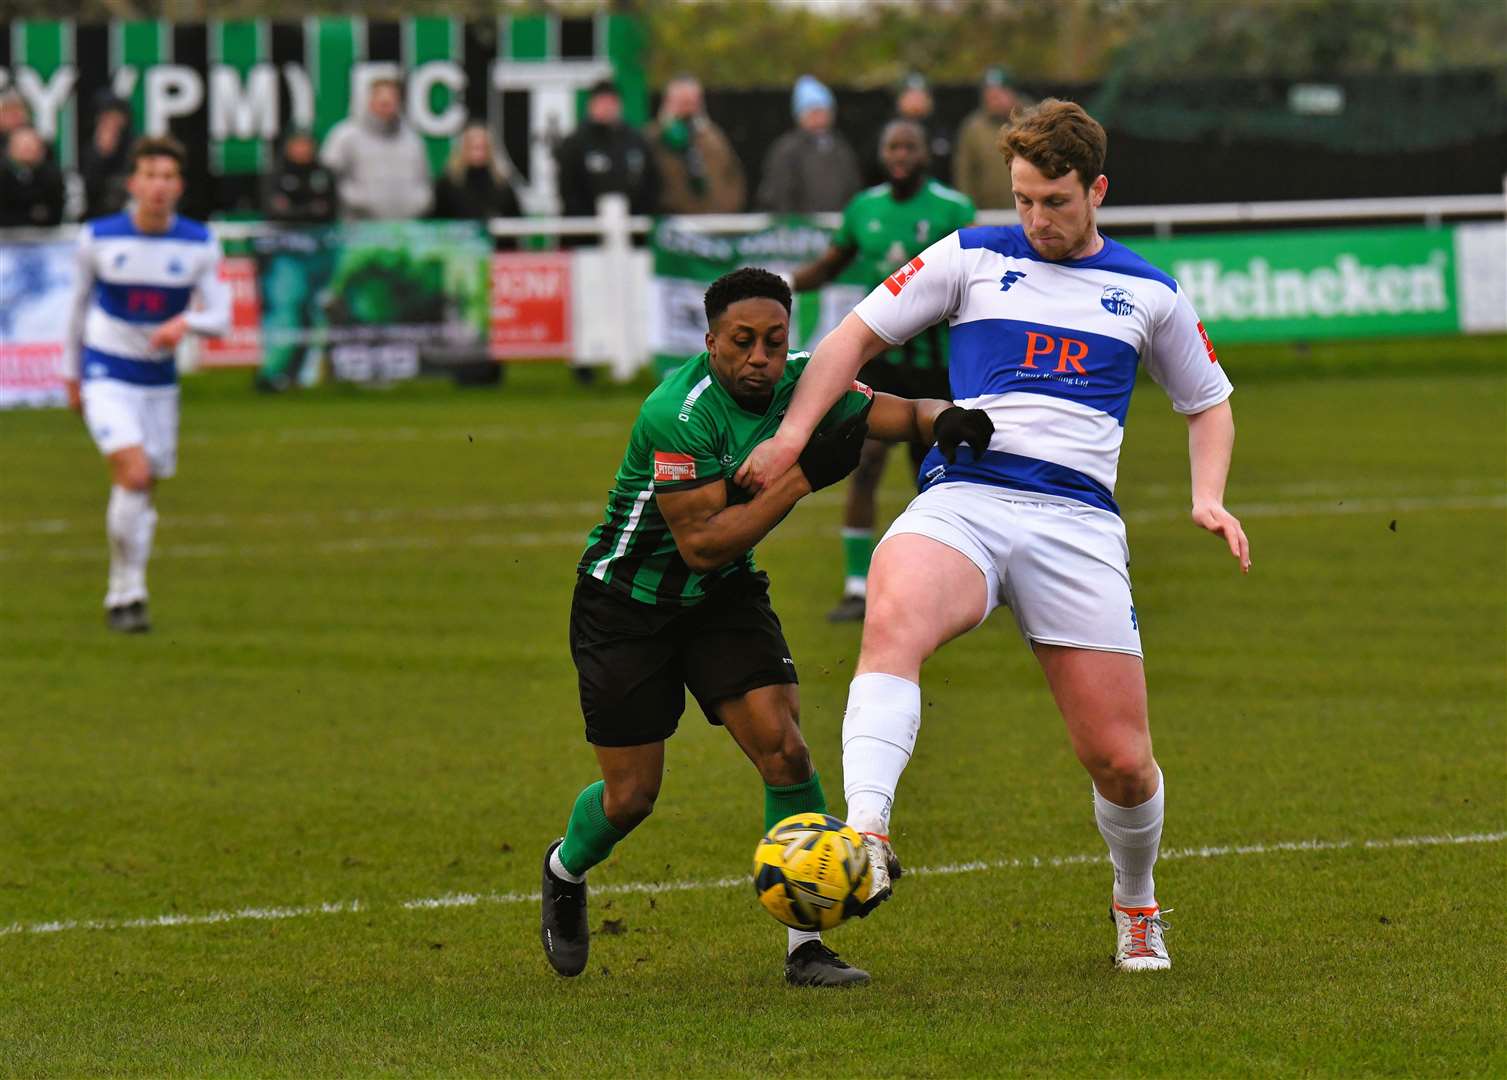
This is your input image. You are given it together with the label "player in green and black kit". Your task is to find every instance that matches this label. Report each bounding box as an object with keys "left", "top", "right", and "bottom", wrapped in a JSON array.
[
  {"left": 788, "top": 118, "right": 975, "bottom": 623},
  {"left": 540, "top": 268, "right": 991, "bottom": 987}
]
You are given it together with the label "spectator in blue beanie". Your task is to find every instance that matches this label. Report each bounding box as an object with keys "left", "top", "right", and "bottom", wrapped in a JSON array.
[{"left": 757, "top": 74, "right": 862, "bottom": 213}]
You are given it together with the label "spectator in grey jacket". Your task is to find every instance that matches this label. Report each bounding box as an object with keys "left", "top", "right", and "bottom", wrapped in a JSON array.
[
  {"left": 320, "top": 78, "right": 433, "bottom": 220},
  {"left": 757, "top": 75, "right": 862, "bottom": 214}
]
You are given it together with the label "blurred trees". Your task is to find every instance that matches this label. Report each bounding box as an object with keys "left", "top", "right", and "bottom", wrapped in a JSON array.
[{"left": 2, "top": 0, "right": 1502, "bottom": 87}]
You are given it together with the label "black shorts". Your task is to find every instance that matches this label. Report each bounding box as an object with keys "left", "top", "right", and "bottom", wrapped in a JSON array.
[
  {"left": 568, "top": 571, "right": 799, "bottom": 747},
  {"left": 859, "top": 357, "right": 951, "bottom": 402}
]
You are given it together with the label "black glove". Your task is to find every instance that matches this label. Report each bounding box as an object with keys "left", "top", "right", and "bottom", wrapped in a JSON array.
[
  {"left": 933, "top": 406, "right": 994, "bottom": 464},
  {"left": 798, "top": 408, "right": 871, "bottom": 492}
]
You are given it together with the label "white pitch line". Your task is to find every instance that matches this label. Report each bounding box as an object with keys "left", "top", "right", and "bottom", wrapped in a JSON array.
[
  {"left": 2, "top": 830, "right": 1500, "bottom": 939},
  {"left": 2, "top": 492, "right": 1501, "bottom": 565}
]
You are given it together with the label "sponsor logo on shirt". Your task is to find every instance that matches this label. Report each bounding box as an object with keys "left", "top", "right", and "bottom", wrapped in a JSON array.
[
  {"left": 1101, "top": 285, "right": 1135, "bottom": 316},
  {"left": 653, "top": 451, "right": 698, "bottom": 483},
  {"left": 1020, "top": 330, "right": 1090, "bottom": 375},
  {"left": 1196, "top": 320, "right": 1219, "bottom": 363},
  {"left": 883, "top": 256, "right": 925, "bottom": 296}
]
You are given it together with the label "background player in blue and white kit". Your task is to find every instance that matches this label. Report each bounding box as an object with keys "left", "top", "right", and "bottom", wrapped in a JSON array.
[
  {"left": 64, "top": 135, "right": 230, "bottom": 633},
  {"left": 739, "top": 100, "right": 1250, "bottom": 972}
]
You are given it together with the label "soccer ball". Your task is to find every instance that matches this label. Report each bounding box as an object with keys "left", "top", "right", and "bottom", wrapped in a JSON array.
[{"left": 753, "top": 812, "right": 873, "bottom": 932}]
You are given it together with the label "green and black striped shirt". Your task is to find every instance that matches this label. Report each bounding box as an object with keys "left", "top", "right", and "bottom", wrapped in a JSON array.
[{"left": 577, "top": 351, "right": 873, "bottom": 607}]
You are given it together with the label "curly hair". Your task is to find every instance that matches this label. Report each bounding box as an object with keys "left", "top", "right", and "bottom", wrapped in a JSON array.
[
  {"left": 703, "top": 267, "right": 792, "bottom": 328},
  {"left": 997, "top": 98, "right": 1106, "bottom": 189}
]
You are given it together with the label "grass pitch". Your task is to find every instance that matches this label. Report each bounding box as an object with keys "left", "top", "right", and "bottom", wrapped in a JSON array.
[{"left": 1, "top": 337, "right": 1503, "bottom": 1077}]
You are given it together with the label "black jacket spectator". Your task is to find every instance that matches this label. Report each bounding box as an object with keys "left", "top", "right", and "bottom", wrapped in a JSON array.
[
  {"left": 0, "top": 127, "right": 65, "bottom": 227},
  {"left": 81, "top": 95, "right": 133, "bottom": 220},
  {"left": 555, "top": 80, "right": 659, "bottom": 221},
  {"left": 261, "top": 153, "right": 338, "bottom": 225},
  {"left": 436, "top": 166, "right": 523, "bottom": 222}
]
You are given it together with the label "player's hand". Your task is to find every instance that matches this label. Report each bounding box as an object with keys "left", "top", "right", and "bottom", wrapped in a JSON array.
[
  {"left": 735, "top": 431, "right": 803, "bottom": 493},
  {"left": 933, "top": 406, "right": 994, "bottom": 464},
  {"left": 1192, "top": 499, "right": 1251, "bottom": 574},
  {"left": 148, "top": 315, "right": 189, "bottom": 350},
  {"left": 65, "top": 378, "right": 82, "bottom": 415},
  {"left": 797, "top": 414, "right": 869, "bottom": 492}
]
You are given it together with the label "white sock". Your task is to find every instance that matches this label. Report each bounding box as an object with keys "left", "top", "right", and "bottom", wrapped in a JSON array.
[
  {"left": 549, "top": 846, "right": 584, "bottom": 884},
  {"left": 843, "top": 575, "right": 868, "bottom": 599},
  {"left": 105, "top": 486, "right": 153, "bottom": 607},
  {"left": 1094, "top": 767, "right": 1164, "bottom": 909},
  {"left": 842, "top": 672, "right": 921, "bottom": 836},
  {"left": 787, "top": 928, "right": 821, "bottom": 954}
]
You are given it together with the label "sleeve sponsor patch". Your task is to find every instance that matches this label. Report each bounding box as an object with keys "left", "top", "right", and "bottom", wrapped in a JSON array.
[
  {"left": 653, "top": 450, "right": 698, "bottom": 483},
  {"left": 1196, "top": 321, "right": 1219, "bottom": 364},
  {"left": 882, "top": 255, "right": 925, "bottom": 296},
  {"left": 852, "top": 379, "right": 874, "bottom": 398}
]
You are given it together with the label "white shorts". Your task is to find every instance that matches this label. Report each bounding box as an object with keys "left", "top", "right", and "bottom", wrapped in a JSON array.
[
  {"left": 880, "top": 482, "right": 1142, "bottom": 656},
  {"left": 80, "top": 379, "right": 180, "bottom": 479}
]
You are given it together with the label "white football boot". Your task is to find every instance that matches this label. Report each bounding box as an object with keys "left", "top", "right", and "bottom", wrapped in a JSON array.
[
  {"left": 1111, "top": 901, "right": 1172, "bottom": 971},
  {"left": 851, "top": 831, "right": 901, "bottom": 917}
]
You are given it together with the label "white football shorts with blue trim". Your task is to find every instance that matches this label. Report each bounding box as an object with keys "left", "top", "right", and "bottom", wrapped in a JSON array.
[
  {"left": 81, "top": 378, "right": 180, "bottom": 479},
  {"left": 880, "top": 481, "right": 1143, "bottom": 657}
]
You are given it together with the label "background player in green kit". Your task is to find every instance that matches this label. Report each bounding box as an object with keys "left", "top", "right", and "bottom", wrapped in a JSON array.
[
  {"left": 787, "top": 119, "right": 976, "bottom": 623},
  {"left": 541, "top": 268, "right": 991, "bottom": 987}
]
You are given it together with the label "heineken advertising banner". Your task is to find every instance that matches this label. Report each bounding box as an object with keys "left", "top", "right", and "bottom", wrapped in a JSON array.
[
  {"left": 248, "top": 220, "right": 491, "bottom": 387},
  {"left": 648, "top": 219, "right": 866, "bottom": 376},
  {"left": 1131, "top": 226, "right": 1463, "bottom": 343},
  {"left": 649, "top": 221, "right": 1503, "bottom": 364},
  {"left": 0, "top": 14, "right": 646, "bottom": 208}
]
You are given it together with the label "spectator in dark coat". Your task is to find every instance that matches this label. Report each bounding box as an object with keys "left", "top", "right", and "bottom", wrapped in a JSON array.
[
  {"left": 261, "top": 130, "right": 337, "bottom": 224},
  {"left": 80, "top": 94, "right": 133, "bottom": 220},
  {"left": 757, "top": 75, "right": 862, "bottom": 214},
  {"left": 554, "top": 78, "right": 659, "bottom": 221},
  {"left": 435, "top": 122, "right": 523, "bottom": 233},
  {"left": 0, "top": 125, "right": 65, "bottom": 227}
]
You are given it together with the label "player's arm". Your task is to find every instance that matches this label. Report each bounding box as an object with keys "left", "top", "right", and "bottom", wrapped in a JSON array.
[
  {"left": 150, "top": 242, "right": 231, "bottom": 350},
  {"left": 656, "top": 466, "right": 812, "bottom": 574},
  {"left": 1187, "top": 400, "right": 1249, "bottom": 573},
  {"left": 63, "top": 227, "right": 97, "bottom": 414},
  {"left": 868, "top": 393, "right": 995, "bottom": 462},
  {"left": 789, "top": 242, "right": 856, "bottom": 293},
  {"left": 1145, "top": 290, "right": 1249, "bottom": 574},
  {"left": 655, "top": 412, "right": 869, "bottom": 573},
  {"left": 737, "top": 232, "right": 964, "bottom": 491}
]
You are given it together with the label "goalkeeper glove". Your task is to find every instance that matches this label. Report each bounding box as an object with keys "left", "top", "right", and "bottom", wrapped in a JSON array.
[
  {"left": 933, "top": 406, "right": 994, "bottom": 464},
  {"left": 798, "top": 408, "right": 871, "bottom": 492}
]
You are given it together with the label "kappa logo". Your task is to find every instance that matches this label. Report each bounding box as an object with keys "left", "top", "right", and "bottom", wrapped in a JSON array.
[
  {"left": 1196, "top": 320, "right": 1220, "bottom": 363},
  {"left": 1101, "top": 285, "right": 1135, "bottom": 316},
  {"left": 883, "top": 255, "right": 925, "bottom": 296},
  {"left": 999, "top": 270, "right": 1028, "bottom": 292},
  {"left": 653, "top": 451, "right": 698, "bottom": 483}
]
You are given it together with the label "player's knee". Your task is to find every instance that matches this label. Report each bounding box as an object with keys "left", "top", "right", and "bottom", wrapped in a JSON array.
[
  {"left": 756, "top": 731, "right": 813, "bottom": 787},
  {"left": 113, "top": 458, "right": 152, "bottom": 491},
  {"left": 1081, "top": 743, "right": 1154, "bottom": 791},
  {"left": 603, "top": 780, "right": 660, "bottom": 830}
]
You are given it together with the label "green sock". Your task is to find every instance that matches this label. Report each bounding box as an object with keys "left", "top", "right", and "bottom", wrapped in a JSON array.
[
  {"left": 558, "top": 781, "right": 626, "bottom": 878},
  {"left": 841, "top": 529, "right": 874, "bottom": 586},
  {"left": 764, "top": 771, "right": 827, "bottom": 832}
]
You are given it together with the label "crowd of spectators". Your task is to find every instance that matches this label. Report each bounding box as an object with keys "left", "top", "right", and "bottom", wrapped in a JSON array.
[{"left": 0, "top": 68, "right": 1029, "bottom": 231}]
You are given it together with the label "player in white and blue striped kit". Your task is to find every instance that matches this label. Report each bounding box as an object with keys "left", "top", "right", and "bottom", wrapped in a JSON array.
[
  {"left": 739, "top": 100, "right": 1251, "bottom": 974},
  {"left": 64, "top": 136, "right": 230, "bottom": 632}
]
